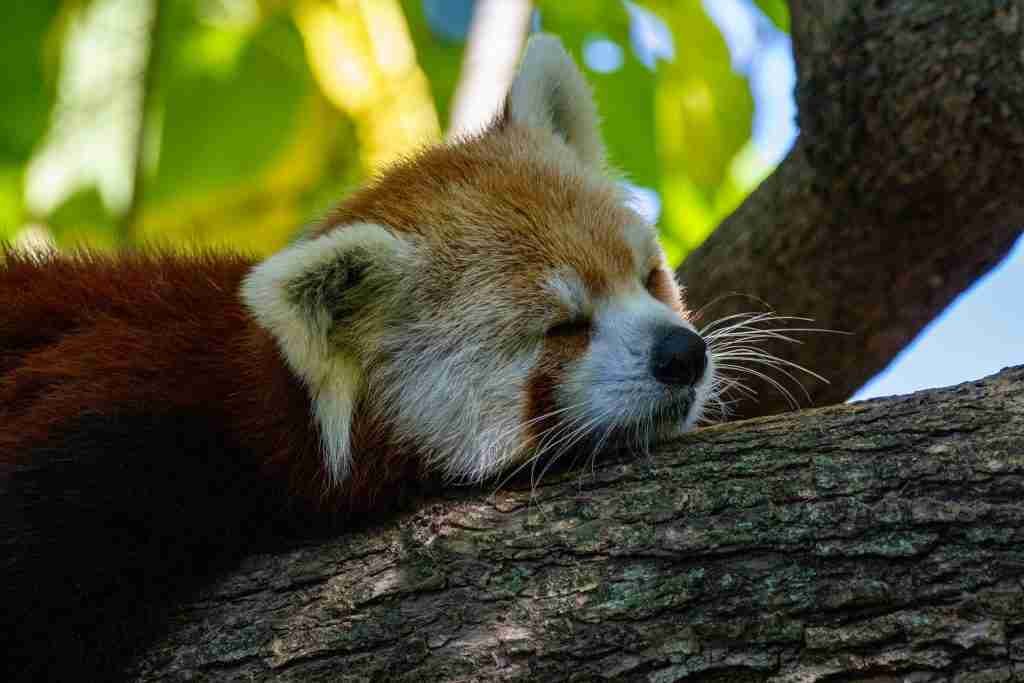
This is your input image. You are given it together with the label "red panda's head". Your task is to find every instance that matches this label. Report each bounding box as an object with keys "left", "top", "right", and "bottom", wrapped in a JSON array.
[{"left": 242, "top": 35, "right": 715, "bottom": 486}]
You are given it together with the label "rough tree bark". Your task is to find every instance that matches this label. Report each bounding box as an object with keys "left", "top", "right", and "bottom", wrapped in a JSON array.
[
  {"left": 677, "top": 0, "right": 1024, "bottom": 419},
  {"left": 131, "top": 366, "right": 1024, "bottom": 681}
]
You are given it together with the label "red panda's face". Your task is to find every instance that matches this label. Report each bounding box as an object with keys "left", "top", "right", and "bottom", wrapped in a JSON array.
[{"left": 242, "top": 35, "right": 715, "bottom": 486}]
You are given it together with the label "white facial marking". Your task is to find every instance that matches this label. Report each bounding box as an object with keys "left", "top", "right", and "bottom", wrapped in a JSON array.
[
  {"left": 558, "top": 286, "right": 711, "bottom": 444},
  {"left": 622, "top": 221, "right": 658, "bottom": 273},
  {"left": 372, "top": 333, "right": 538, "bottom": 483},
  {"left": 687, "top": 351, "right": 717, "bottom": 431},
  {"left": 543, "top": 270, "right": 590, "bottom": 319},
  {"left": 313, "top": 360, "right": 362, "bottom": 483}
]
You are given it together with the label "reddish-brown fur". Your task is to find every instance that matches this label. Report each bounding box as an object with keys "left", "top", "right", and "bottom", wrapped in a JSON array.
[
  {"left": 323, "top": 123, "right": 637, "bottom": 302},
  {"left": 0, "top": 249, "right": 422, "bottom": 515},
  {"left": 0, "top": 248, "right": 430, "bottom": 679},
  {"left": 2, "top": 252, "right": 302, "bottom": 494},
  {"left": 525, "top": 329, "right": 592, "bottom": 447}
]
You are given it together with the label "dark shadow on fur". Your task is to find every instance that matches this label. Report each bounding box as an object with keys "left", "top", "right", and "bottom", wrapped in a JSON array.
[{"left": 0, "top": 411, "right": 425, "bottom": 680}]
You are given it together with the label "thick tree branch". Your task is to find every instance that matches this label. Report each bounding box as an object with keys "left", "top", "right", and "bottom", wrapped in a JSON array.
[
  {"left": 678, "top": 1, "right": 1024, "bottom": 419},
  {"left": 130, "top": 366, "right": 1024, "bottom": 681}
]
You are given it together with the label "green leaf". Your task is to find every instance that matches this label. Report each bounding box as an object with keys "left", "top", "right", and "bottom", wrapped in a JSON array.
[
  {"left": 644, "top": 0, "right": 754, "bottom": 251},
  {"left": 590, "top": 52, "right": 660, "bottom": 189},
  {"left": 650, "top": 0, "right": 753, "bottom": 195},
  {"left": 754, "top": 0, "right": 790, "bottom": 33},
  {"left": 0, "top": 166, "right": 25, "bottom": 239},
  {"left": 0, "top": 1, "right": 61, "bottom": 164},
  {"left": 147, "top": 6, "right": 313, "bottom": 204},
  {"left": 0, "top": 1, "right": 62, "bottom": 233}
]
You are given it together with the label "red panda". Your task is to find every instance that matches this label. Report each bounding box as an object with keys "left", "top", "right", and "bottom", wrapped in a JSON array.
[{"left": 1, "top": 36, "right": 714, "bottom": 679}]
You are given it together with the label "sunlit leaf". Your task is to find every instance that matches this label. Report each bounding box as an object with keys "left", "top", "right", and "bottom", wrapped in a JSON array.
[
  {"left": 0, "top": 1, "right": 62, "bottom": 233},
  {"left": 139, "top": 94, "right": 362, "bottom": 255},
  {"left": 0, "top": 168, "right": 24, "bottom": 238},
  {"left": 650, "top": 1, "right": 753, "bottom": 194},
  {"left": 660, "top": 173, "right": 715, "bottom": 258},
  {"left": 131, "top": 2, "right": 368, "bottom": 255},
  {"left": 297, "top": 0, "right": 439, "bottom": 171},
  {"left": 147, "top": 7, "right": 313, "bottom": 203},
  {"left": 644, "top": 0, "right": 754, "bottom": 251}
]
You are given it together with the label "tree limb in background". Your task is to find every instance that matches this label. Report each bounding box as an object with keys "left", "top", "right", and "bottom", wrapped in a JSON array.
[
  {"left": 130, "top": 366, "right": 1024, "bottom": 681},
  {"left": 677, "top": 0, "right": 1024, "bottom": 420},
  {"left": 447, "top": 0, "right": 532, "bottom": 137},
  {"left": 119, "top": 0, "right": 161, "bottom": 245}
]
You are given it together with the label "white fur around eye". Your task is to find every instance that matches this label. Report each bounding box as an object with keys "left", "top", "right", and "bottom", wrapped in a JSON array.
[{"left": 543, "top": 269, "right": 590, "bottom": 319}]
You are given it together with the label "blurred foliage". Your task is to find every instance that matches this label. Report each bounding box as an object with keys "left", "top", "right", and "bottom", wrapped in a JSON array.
[
  {"left": 648, "top": 0, "right": 754, "bottom": 258},
  {"left": 0, "top": 2, "right": 63, "bottom": 238},
  {"left": 2, "top": 0, "right": 789, "bottom": 264},
  {"left": 755, "top": 0, "right": 789, "bottom": 31},
  {"left": 399, "top": 0, "right": 465, "bottom": 129},
  {"left": 536, "top": 1, "right": 659, "bottom": 190}
]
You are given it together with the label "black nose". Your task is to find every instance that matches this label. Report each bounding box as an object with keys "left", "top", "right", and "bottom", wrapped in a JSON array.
[{"left": 651, "top": 326, "right": 707, "bottom": 386}]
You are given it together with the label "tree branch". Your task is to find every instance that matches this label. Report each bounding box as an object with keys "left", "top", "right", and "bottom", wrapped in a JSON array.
[
  {"left": 447, "top": 0, "right": 532, "bottom": 137},
  {"left": 130, "top": 365, "right": 1024, "bottom": 681},
  {"left": 119, "top": 0, "right": 162, "bottom": 245},
  {"left": 677, "top": 0, "right": 1024, "bottom": 420}
]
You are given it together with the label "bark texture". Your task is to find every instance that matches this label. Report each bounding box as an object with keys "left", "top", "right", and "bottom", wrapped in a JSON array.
[
  {"left": 131, "top": 366, "right": 1024, "bottom": 681},
  {"left": 677, "top": 1, "right": 1024, "bottom": 419}
]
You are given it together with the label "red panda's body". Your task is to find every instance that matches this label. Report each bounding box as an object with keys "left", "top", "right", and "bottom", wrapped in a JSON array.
[
  {"left": 1, "top": 251, "right": 291, "bottom": 473},
  {"left": 1, "top": 250, "right": 418, "bottom": 513},
  {"left": 0, "top": 251, "right": 425, "bottom": 679}
]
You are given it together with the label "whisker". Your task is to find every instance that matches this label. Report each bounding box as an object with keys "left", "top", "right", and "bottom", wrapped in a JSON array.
[
  {"left": 703, "top": 314, "right": 820, "bottom": 340},
  {"left": 700, "top": 311, "right": 783, "bottom": 336},
  {"left": 715, "top": 357, "right": 813, "bottom": 404},
  {"left": 487, "top": 402, "right": 591, "bottom": 495},
  {"left": 715, "top": 362, "right": 801, "bottom": 409},
  {"left": 692, "top": 293, "right": 777, "bottom": 324},
  {"left": 531, "top": 410, "right": 609, "bottom": 493},
  {"left": 698, "top": 308, "right": 843, "bottom": 418},
  {"left": 713, "top": 348, "right": 830, "bottom": 385}
]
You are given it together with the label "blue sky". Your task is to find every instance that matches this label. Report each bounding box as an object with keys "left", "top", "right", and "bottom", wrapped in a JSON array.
[{"left": 853, "top": 237, "right": 1023, "bottom": 399}]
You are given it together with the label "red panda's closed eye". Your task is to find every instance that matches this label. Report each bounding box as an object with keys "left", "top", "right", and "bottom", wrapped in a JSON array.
[
  {"left": 644, "top": 267, "right": 676, "bottom": 305},
  {"left": 643, "top": 269, "right": 658, "bottom": 292}
]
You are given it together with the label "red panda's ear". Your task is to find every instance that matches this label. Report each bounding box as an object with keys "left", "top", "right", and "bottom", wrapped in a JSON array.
[
  {"left": 503, "top": 34, "right": 604, "bottom": 167},
  {"left": 240, "top": 223, "right": 406, "bottom": 485}
]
